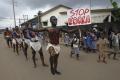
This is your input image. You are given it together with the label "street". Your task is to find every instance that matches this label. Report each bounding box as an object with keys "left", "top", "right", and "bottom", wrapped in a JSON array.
[{"left": 0, "top": 34, "right": 120, "bottom": 80}]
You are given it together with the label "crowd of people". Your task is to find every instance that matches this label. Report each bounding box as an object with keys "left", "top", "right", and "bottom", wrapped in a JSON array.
[
  {"left": 3, "top": 16, "right": 120, "bottom": 75},
  {"left": 63, "top": 27, "right": 120, "bottom": 63}
]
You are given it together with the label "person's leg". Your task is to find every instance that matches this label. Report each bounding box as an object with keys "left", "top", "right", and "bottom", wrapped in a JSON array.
[
  {"left": 103, "top": 53, "right": 107, "bottom": 64},
  {"left": 9, "top": 38, "right": 12, "bottom": 48},
  {"left": 6, "top": 38, "right": 10, "bottom": 48},
  {"left": 13, "top": 44, "right": 15, "bottom": 52},
  {"left": 48, "top": 46, "right": 56, "bottom": 75},
  {"left": 31, "top": 47, "right": 37, "bottom": 68},
  {"left": 49, "top": 55, "right": 55, "bottom": 75},
  {"left": 70, "top": 48, "right": 74, "bottom": 57},
  {"left": 23, "top": 43, "right": 28, "bottom": 60},
  {"left": 108, "top": 52, "right": 113, "bottom": 59},
  {"left": 113, "top": 46, "right": 119, "bottom": 60},
  {"left": 110, "top": 40, "right": 112, "bottom": 48},
  {"left": 16, "top": 43, "right": 19, "bottom": 55},
  {"left": 38, "top": 48, "right": 48, "bottom": 67},
  {"left": 97, "top": 52, "right": 102, "bottom": 62},
  {"left": 76, "top": 48, "right": 80, "bottom": 60},
  {"left": 113, "top": 52, "right": 118, "bottom": 60},
  {"left": 54, "top": 54, "right": 61, "bottom": 75}
]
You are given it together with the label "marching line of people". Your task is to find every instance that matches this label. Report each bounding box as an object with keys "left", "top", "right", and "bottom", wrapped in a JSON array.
[{"left": 3, "top": 16, "right": 79, "bottom": 75}]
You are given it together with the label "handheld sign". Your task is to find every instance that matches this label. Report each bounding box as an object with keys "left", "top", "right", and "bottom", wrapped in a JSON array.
[{"left": 67, "top": 7, "right": 91, "bottom": 26}]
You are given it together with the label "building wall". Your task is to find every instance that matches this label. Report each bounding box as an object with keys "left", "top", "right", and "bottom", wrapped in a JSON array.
[
  {"left": 41, "top": 7, "right": 69, "bottom": 27},
  {"left": 91, "top": 12, "right": 111, "bottom": 23}
]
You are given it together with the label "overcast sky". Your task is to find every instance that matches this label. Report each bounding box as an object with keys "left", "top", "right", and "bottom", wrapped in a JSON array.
[{"left": 0, "top": 0, "right": 120, "bottom": 28}]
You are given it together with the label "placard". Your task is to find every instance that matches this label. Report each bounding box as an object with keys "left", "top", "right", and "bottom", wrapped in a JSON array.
[{"left": 67, "top": 7, "right": 91, "bottom": 26}]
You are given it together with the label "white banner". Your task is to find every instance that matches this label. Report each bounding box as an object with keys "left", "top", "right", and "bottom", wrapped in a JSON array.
[{"left": 67, "top": 7, "right": 91, "bottom": 26}]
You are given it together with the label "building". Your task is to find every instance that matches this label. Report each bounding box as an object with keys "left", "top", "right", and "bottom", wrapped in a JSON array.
[{"left": 21, "top": 4, "right": 112, "bottom": 28}]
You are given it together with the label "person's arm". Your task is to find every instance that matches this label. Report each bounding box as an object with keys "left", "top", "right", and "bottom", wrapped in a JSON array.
[
  {"left": 96, "top": 41, "right": 100, "bottom": 52},
  {"left": 69, "top": 28, "right": 79, "bottom": 33},
  {"left": 29, "top": 28, "right": 47, "bottom": 32},
  {"left": 60, "top": 27, "right": 79, "bottom": 33}
]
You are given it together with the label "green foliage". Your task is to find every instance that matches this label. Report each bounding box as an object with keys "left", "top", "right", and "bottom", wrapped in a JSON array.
[
  {"left": 110, "top": 0, "right": 120, "bottom": 22},
  {"left": 110, "top": 0, "right": 119, "bottom": 8}
]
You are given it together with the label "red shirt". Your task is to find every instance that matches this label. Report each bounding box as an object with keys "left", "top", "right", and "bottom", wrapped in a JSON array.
[
  {"left": 4, "top": 31, "right": 12, "bottom": 37},
  {"left": 48, "top": 28, "right": 60, "bottom": 45}
]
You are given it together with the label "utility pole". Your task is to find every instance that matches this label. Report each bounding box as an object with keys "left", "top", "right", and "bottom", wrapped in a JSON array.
[
  {"left": 38, "top": 11, "right": 42, "bottom": 29},
  {"left": 90, "top": 0, "right": 92, "bottom": 10},
  {"left": 19, "top": 18, "right": 21, "bottom": 27},
  {"left": 23, "top": 15, "right": 29, "bottom": 22},
  {"left": 12, "top": 0, "right": 16, "bottom": 27}
]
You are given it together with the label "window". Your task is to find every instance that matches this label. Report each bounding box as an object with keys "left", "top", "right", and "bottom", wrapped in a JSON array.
[{"left": 42, "top": 21, "right": 48, "bottom": 26}]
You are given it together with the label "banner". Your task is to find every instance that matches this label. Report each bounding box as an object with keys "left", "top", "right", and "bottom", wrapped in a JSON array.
[{"left": 67, "top": 7, "right": 91, "bottom": 26}]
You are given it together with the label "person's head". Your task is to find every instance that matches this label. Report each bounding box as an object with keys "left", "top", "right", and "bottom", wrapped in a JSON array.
[
  {"left": 15, "top": 26, "right": 19, "bottom": 30},
  {"left": 12, "top": 28, "right": 15, "bottom": 31},
  {"left": 73, "top": 34, "right": 77, "bottom": 38},
  {"left": 114, "top": 32, "right": 118, "bottom": 35},
  {"left": 50, "top": 16, "right": 57, "bottom": 27},
  {"left": 6, "top": 27, "right": 9, "bottom": 31},
  {"left": 100, "top": 33, "right": 105, "bottom": 39}
]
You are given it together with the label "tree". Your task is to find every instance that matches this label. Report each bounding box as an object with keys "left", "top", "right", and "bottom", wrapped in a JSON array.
[{"left": 110, "top": 0, "right": 120, "bottom": 22}]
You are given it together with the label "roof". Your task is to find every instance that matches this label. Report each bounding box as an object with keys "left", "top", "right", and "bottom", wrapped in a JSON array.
[
  {"left": 41, "top": 4, "right": 72, "bottom": 16},
  {"left": 91, "top": 8, "right": 113, "bottom": 13},
  {"left": 21, "top": 4, "right": 72, "bottom": 26}
]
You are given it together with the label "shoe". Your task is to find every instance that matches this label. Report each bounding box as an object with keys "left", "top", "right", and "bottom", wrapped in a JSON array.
[
  {"left": 51, "top": 68, "right": 55, "bottom": 75},
  {"left": 108, "top": 54, "right": 110, "bottom": 59},
  {"left": 103, "top": 61, "right": 107, "bottom": 64},
  {"left": 113, "top": 58, "right": 119, "bottom": 60},
  {"left": 43, "top": 64, "right": 49, "bottom": 67},
  {"left": 55, "top": 70, "right": 61, "bottom": 75},
  {"left": 97, "top": 60, "right": 101, "bottom": 63},
  {"left": 76, "top": 54, "right": 79, "bottom": 60},
  {"left": 70, "top": 52, "right": 74, "bottom": 58}
]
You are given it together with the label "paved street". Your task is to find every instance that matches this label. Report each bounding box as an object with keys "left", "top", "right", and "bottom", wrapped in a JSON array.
[{"left": 0, "top": 34, "right": 120, "bottom": 80}]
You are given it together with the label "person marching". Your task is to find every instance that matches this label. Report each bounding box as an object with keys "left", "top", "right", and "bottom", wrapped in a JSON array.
[
  {"left": 12, "top": 26, "right": 22, "bottom": 55},
  {"left": 22, "top": 23, "right": 48, "bottom": 67},
  {"left": 31, "top": 16, "right": 78, "bottom": 75},
  {"left": 4, "top": 27, "right": 12, "bottom": 48},
  {"left": 30, "top": 31, "right": 48, "bottom": 68}
]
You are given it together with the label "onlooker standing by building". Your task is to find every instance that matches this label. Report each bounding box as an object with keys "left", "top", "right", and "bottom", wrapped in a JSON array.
[
  {"left": 64, "top": 33, "right": 69, "bottom": 46},
  {"left": 86, "top": 32, "right": 92, "bottom": 53},
  {"left": 97, "top": 34, "right": 109, "bottom": 64},
  {"left": 109, "top": 32, "right": 115, "bottom": 48},
  {"left": 70, "top": 34, "right": 80, "bottom": 60},
  {"left": 108, "top": 32, "right": 119, "bottom": 60},
  {"left": 83, "top": 34, "right": 87, "bottom": 51},
  {"left": 91, "top": 32, "right": 97, "bottom": 53}
]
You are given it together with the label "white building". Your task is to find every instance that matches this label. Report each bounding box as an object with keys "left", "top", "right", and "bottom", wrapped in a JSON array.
[{"left": 21, "top": 5, "right": 112, "bottom": 28}]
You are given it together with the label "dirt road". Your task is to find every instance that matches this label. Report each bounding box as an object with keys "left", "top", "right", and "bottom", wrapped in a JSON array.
[{"left": 0, "top": 34, "right": 120, "bottom": 80}]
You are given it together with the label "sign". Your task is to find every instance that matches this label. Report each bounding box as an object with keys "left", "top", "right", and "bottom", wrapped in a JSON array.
[{"left": 67, "top": 7, "right": 91, "bottom": 26}]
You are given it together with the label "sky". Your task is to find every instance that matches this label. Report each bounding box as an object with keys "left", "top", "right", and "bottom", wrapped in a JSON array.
[{"left": 0, "top": 0, "right": 120, "bottom": 28}]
